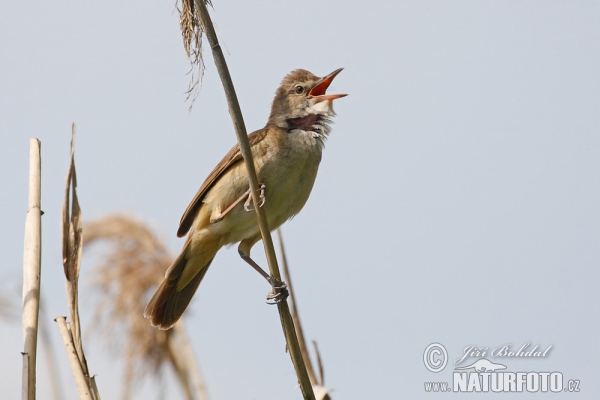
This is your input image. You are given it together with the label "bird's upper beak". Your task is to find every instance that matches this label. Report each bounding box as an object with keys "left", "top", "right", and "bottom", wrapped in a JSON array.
[{"left": 309, "top": 68, "right": 348, "bottom": 102}]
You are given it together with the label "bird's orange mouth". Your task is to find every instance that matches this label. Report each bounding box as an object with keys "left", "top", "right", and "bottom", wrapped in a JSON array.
[{"left": 309, "top": 68, "right": 348, "bottom": 102}]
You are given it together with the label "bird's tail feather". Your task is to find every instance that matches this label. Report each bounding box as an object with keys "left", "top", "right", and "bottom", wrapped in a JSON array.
[{"left": 144, "top": 240, "right": 215, "bottom": 330}]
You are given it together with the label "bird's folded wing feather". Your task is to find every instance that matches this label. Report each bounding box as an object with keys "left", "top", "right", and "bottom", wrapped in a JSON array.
[{"left": 177, "top": 129, "right": 269, "bottom": 237}]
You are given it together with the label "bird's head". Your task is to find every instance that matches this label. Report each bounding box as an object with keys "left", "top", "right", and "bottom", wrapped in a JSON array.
[{"left": 268, "top": 68, "right": 347, "bottom": 134}]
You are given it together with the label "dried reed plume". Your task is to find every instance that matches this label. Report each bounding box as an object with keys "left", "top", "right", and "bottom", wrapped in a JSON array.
[
  {"left": 83, "top": 214, "right": 208, "bottom": 400},
  {"left": 178, "top": 0, "right": 211, "bottom": 107}
]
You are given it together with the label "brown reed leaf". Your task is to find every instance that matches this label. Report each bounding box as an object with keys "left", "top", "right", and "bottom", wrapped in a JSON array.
[
  {"left": 59, "top": 124, "right": 100, "bottom": 399},
  {"left": 61, "top": 127, "right": 84, "bottom": 368}
]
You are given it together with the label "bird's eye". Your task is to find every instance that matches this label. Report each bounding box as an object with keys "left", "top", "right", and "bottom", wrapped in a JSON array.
[{"left": 294, "top": 85, "right": 304, "bottom": 94}]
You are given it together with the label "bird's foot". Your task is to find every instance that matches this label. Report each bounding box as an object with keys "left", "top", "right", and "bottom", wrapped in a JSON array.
[
  {"left": 244, "top": 184, "right": 266, "bottom": 212},
  {"left": 266, "top": 278, "right": 289, "bottom": 304}
]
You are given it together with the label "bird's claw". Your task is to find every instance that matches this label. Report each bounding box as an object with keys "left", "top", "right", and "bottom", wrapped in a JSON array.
[
  {"left": 244, "top": 184, "right": 266, "bottom": 212},
  {"left": 266, "top": 279, "right": 289, "bottom": 304}
]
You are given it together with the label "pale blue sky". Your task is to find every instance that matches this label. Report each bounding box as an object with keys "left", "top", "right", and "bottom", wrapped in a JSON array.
[{"left": 1, "top": 1, "right": 599, "bottom": 399}]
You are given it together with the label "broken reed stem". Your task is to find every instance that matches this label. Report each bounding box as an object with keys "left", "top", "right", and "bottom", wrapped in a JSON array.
[
  {"left": 21, "top": 353, "right": 29, "bottom": 400},
  {"left": 39, "top": 305, "right": 65, "bottom": 400},
  {"left": 22, "top": 138, "right": 42, "bottom": 400},
  {"left": 277, "top": 230, "right": 318, "bottom": 386},
  {"left": 55, "top": 317, "right": 94, "bottom": 400},
  {"left": 193, "top": 2, "right": 315, "bottom": 399}
]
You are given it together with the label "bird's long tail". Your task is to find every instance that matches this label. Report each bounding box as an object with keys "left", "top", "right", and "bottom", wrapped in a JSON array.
[{"left": 144, "top": 236, "right": 220, "bottom": 329}]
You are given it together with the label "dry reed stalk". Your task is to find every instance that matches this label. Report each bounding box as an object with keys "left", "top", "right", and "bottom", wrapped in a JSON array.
[
  {"left": 311, "top": 340, "right": 330, "bottom": 400},
  {"left": 39, "top": 303, "right": 64, "bottom": 400},
  {"left": 84, "top": 215, "right": 209, "bottom": 400},
  {"left": 277, "top": 230, "right": 332, "bottom": 400},
  {"left": 181, "top": 2, "right": 315, "bottom": 398},
  {"left": 55, "top": 316, "right": 93, "bottom": 400},
  {"left": 5, "top": 277, "right": 62, "bottom": 400},
  {"left": 57, "top": 124, "right": 101, "bottom": 400},
  {"left": 22, "top": 138, "right": 42, "bottom": 400},
  {"left": 21, "top": 353, "right": 29, "bottom": 400},
  {"left": 174, "top": 322, "right": 209, "bottom": 400},
  {"left": 277, "top": 230, "right": 318, "bottom": 386}
]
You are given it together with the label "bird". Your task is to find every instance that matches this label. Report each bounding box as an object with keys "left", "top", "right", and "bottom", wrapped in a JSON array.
[{"left": 144, "top": 68, "right": 347, "bottom": 329}]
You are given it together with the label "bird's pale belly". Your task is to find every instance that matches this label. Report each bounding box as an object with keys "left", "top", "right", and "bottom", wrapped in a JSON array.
[{"left": 201, "top": 136, "right": 322, "bottom": 245}]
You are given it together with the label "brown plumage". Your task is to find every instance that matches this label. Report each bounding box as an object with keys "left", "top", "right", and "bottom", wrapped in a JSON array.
[{"left": 144, "top": 68, "right": 347, "bottom": 329}]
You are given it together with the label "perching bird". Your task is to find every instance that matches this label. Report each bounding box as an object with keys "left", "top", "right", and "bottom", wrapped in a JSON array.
[{"left": 144, "top": 68, "right": 347, "bottom": 329}]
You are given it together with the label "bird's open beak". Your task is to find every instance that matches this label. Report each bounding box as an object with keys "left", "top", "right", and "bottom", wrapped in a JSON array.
[{"left": 309, "top": 68, "right": 348, "bottom": 102}]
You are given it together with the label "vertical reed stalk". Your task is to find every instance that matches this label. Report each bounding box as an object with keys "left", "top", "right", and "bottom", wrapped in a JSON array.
[
  {"left": 193, "top": 2, "right": 315, "bottom": 398},
  {"left": 22, "top": 138, "right": 42, "bottom": 400},
  {"left": 21, "top": 353, "right": 29, "bottom": 400},
  {"left": 174, "top": 322, "right": 210, "bottom": 400},
  {"left": 39, "top": 304, "right": 64, "bottom": 400},
  {"left": 277, "top": 229, "right": 318, "bottom": 386}
]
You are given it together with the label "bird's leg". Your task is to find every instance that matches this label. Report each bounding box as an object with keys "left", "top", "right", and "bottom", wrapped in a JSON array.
[
  {"left": 237, "top": 247, "right": 289, "bottom": 304},
  {"left": 210, "top": 188, "right": 252, "bottom": 223},
  {"left": 244, "top": 183, "right": 266, "bottom": 212},
  {"left": 211, "top": 183, "right": 266, "bottom": 223}
]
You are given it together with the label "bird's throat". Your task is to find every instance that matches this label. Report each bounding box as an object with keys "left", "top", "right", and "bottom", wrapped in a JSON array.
[{"left": 287, "top": 114, "right": 320, "bottom": 132}]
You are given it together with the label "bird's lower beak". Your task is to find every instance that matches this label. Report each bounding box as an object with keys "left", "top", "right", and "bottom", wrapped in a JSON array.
[{"left": 309, "top": 68, "right": 348, "bottom": 102}]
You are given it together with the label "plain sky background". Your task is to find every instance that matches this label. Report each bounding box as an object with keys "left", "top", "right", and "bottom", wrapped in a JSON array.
[{"left": 2, "top": 1, "right": 599, "bottom": 399}]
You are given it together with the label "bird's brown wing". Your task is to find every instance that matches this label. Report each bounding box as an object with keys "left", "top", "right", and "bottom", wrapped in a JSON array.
[{"left": 177, "top": 128, "right": 268, "bottom": 237}]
